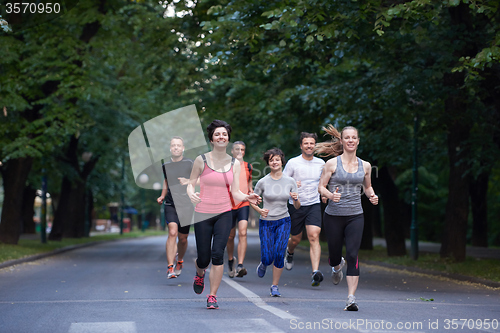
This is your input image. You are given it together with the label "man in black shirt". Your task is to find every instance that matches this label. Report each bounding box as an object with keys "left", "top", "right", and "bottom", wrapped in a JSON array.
[{"left": 157, "top": 136, "right": 194, "bottom": 279}]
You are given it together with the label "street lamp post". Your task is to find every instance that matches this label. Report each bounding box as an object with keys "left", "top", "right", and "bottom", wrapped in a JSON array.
[
  {"left": 411, "top": 114, "right": 419, "bottom": 260},
  {"left": 40, "top": 170, "right": 47, "bottom": 244},
  {"left": 138, "top": 174, "right": 149, "bottom": 232},
  {"left": 152, "top": 182, "right": 162, "bottom": 230}
]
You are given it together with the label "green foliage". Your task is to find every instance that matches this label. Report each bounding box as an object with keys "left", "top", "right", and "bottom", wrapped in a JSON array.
[{"left": 0, "top": 230, "right": 165, "bottom": 263}]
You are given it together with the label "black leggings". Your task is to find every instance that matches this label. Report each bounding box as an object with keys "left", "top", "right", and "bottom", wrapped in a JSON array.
[
  {"left": 323, "top": 213, "right": 364, "bottom": 276},
  {"left": 194, "top": 211, "right": 232, "bottom": 268}
]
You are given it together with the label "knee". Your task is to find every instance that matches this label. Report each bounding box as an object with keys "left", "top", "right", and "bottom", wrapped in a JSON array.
[
  {"left": 290, "top": 235, "right": 301, "bottom": 246},
  {"left": 168, "top": 229, "right": 177, "bottom": 238},
  {"left": 307, "top": 233, "right": 319, "bottom": 243},
  {"left": 228, "top": 228, "right": 236, "bottom": 241},
  {"left": 239, "top": 229, "right": 247, "bottom": 238}
]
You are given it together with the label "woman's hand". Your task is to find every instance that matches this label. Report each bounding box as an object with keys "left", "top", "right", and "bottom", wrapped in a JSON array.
[
  {"left": 156, "top": 196, "right": 164, "bottom": 205},
  {"left": 260, "top": 208, "right": 269, "bottom": 218},
  {"left": 369, "top": 193, "right": 378, "bottom": 205},
  {"left": 189, "top": 192, "right": 201, "bottom": 204},
  {"left": 332, "top": 187, "right": 341, "bottom": 203},
  {"left": 178, "top": 177, "right": 189, "bottom": 186},
  {"left": 246, "top": 193, "right": 262, "bottom": 205},
  {"left": 290, "top": 192, "right": 299, "bottom": 201}
]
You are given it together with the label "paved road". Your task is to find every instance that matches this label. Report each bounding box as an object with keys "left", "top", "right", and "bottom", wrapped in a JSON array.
[{"left": 1, "top": 230, "right": 499, "bottom": 333}]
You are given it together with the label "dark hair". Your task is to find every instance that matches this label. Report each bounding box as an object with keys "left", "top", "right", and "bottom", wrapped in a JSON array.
[
  {"left": 315, "top": 125, "right": 359, "bottom": 157},
  {"left": 207, "top": 119, "right": 232, "bottom": 142},
  {"left": 263, "top": 148, "right": 286, "bottom": 166},
  {"left": 300, "top": 132, "right": 318, "bottom": 144}
]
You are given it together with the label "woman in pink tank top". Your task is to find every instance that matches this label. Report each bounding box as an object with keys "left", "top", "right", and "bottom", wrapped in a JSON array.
[{"left": 186, "top": 119, "right": 261, "bottom": 310}]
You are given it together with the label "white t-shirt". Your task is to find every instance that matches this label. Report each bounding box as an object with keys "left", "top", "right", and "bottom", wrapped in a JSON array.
[{"left": 283, "top": 155, "right": 325, "bottom": 206}]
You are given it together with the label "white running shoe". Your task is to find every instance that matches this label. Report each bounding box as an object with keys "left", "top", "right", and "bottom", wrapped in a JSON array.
[
  {"left": 344, "top": 295, "right": 358, "bottom": 311},
  {"left": 284, "top": 248, "right": 294, "bottom": 270},
  {"left": 331, "top": 257, "right": 345, "bottom": 285}
]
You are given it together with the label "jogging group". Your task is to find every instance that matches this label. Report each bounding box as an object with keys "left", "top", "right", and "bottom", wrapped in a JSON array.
[{"left": 156, "top": 119, "right": 379, "bottom": 311}]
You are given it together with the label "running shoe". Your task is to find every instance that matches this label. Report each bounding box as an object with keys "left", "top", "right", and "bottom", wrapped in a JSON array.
[
  {"left": 228, "top": 259, "right": 236, "bottom": 278},
  {"left": 174, "top": 259, "right": 183, "bottom": 276},
  {"left": 193, "top": 271, "right": 205, "bottom": 294},
  {"left": 207, "top": 295, "right": 219, "bottom": 309},
  {"left": 236, "top": 265, "right": 247, "bottom": 278},
  {"left": 167, "top": 265, "right": 176, "bottom": 279},
  {"left": 284, "top": 248, "right": 294, "bottom": 270},
  {"left": 311, "top": 270, "right": 324, "bottom": 287},
  {"left": 270, "top": 285, "right": 281, "bottom": 297},
  {"left": 256, "top": 262, "right": 266, "bottom": 278},
  {"left": 331, "top": 257, "right": 345, "bottom": 285},
  {"left": 344, "top": 295, "right": 358, "bottom": 311}
]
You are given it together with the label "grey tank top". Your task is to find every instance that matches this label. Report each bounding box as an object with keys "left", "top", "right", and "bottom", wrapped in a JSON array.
[{"left": 325, "top": 157, "right": 365, "bottom": 216}]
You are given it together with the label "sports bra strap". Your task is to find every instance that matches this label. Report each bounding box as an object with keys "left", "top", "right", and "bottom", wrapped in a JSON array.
[{"left": 201, "top": 154, "right": 234, "bottom": 170}]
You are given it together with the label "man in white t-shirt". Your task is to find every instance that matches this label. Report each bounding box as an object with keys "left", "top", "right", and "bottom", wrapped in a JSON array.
[{"left": 283, "top": 132, "right": 325, "bottom": 287}]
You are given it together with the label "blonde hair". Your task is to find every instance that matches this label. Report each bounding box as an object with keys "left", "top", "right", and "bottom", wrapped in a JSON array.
[{"left": 315, "top": 125, "right": 358, "bottom": 157}]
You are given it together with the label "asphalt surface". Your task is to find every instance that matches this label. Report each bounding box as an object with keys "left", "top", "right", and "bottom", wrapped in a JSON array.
[{"left": 1, "top": 230, "right": 499, "bottom": 333}]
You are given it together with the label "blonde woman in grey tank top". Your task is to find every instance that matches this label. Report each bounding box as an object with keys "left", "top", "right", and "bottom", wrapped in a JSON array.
[{"left": 317, "top": 125, "right": 379, "bottom": 311}]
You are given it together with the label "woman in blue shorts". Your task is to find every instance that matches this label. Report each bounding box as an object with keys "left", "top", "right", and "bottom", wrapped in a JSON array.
[{"left": 251, "top": 148, "right": 300, "bottom": 297}]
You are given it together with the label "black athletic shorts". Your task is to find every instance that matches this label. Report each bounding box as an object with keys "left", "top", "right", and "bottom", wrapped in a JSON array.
[
  {"left": 164, "top": 204, "right": 192, "bottom": 235},
  {"left": 288, "top": 203, "right": 322, "bottom": 236},
  {"left": 231, "top": 206, "right": 250, "bottom": 228}
]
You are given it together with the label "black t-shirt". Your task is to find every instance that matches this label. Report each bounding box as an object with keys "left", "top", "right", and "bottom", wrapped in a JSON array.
[{"left": 162, "top": 157, "right": 194, "bottom": 207}]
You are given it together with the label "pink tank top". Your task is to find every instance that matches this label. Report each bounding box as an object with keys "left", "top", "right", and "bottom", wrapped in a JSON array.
[{"left": 195, "top": 154, "right": 234, "bottom": 214}]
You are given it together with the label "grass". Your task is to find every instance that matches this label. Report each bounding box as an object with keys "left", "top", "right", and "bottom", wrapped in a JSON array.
[
  {"left": 0, "top": 229, "right": 165, "bottom": 264},
  {"left": 302, "top": 240, "right": 500, "bottom": 283}
]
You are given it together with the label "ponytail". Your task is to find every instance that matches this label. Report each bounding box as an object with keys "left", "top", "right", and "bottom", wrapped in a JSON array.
[{"left": 315, "top": 125, "right": 358, "bottom": 157}]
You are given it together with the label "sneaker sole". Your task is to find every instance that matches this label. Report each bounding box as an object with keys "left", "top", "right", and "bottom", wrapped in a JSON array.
[
  {"left": 332, "top": 271, "right": 343, "bottom": 285},
  {"left": 168, "top": 274, "right": 177, "bottom": 279},
  {"left": 207, "top": 305, "right": 219, "bottom": 309},
  {"left": 344, "top": 303, "right": 359, "bottom": 311},
  {"left": 312, "top": 272, "right": 323, "bottom": 287},
  {"left": 270, "top": 294, "right": 281, "bottom": 297},
  {"left": 236, "top": 268, "right": 247, "bottom": 277}
]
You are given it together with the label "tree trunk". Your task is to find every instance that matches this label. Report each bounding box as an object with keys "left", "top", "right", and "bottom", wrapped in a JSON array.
[
  {"left": 373, "top": 166, "right": 406, "bottom": 256},
  {"left": 0, "top": 157, "right": 33, "bottom": 244},
  {"left": 49, "top": 135, "right": 99, "bottom": 240},
  {"left": 469, "top": 169, "right": 490, "bottom": 247},
  {"left": 22, "top": 185, "right": 37, "bottom": 234},
  {"left": 49, "top": 176, "right": 71, "bottom": 241},
  {"left": 63, "top": 179, "right": 87, "bottom": 238},
  {"left": 440, "top": 75, "right": 471, "bottom": 261},
  {"left": 440, "top": 3, "right": 476, "bottom": 262}
]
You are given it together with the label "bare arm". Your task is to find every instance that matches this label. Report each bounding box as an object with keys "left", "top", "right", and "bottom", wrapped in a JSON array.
[
  {"left": 187, "top": 156, "right": 204, "bottom": 204},
  {"left": 318, "top": 158, "right": 335, "bottom": 200},
  {"left": 362, "top": 161, "right": 378, "bottom": 205},
  {"left": 157, "top": 179, "right": 168, "bottom": 204},
  {"left": 250, "top": 203, "right": 269, "bottom": 218},
  {"left": 232, "top": 160, "right": 261, "bottom": 204},
  {"left": 290, "top": 192, "right": 301, "bottom": 209}
]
